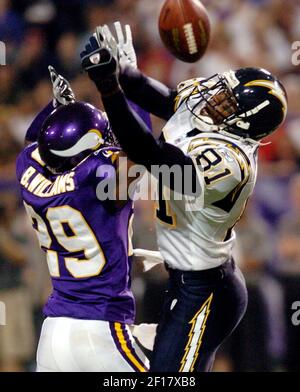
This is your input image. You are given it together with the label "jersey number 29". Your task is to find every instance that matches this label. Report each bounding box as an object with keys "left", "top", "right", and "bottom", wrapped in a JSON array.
[{"left": 24, "top": 203, "right": 106, "bottom": 279}]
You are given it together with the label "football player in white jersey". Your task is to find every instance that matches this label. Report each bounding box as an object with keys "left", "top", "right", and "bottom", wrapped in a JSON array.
[{"left": 80, "top": 23, "right": 287, "bottom": 372}]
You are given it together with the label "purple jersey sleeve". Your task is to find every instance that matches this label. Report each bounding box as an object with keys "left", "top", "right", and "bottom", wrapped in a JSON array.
[{"left": 25, "top": 100, "right": 56, "bottom": 143}]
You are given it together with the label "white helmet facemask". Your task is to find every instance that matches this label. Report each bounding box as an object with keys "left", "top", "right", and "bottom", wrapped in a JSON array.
[{"left": 162, "top": 75, "right": 237, "bottom": 148}]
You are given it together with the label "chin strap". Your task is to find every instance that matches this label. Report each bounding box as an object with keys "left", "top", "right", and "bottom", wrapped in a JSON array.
[{"left": 257, "top": 140, "right": 272, "bottom": 146}]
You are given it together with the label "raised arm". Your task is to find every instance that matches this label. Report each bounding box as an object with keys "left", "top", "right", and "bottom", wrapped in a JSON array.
[
  {"left": 102, "top": 90, "right": 190, "bottom": 169},
  {"left": 102, "top": 22, "right": 176, "bottom": 121},
  {"left": 120, "top": 66, "right": 176, "bottom": 121},
  {"left": 80, "top": 26, "right": 199, "bottom": 195},
  {"left": 25, "top": 101, "right": 56, "bottom": 144}
]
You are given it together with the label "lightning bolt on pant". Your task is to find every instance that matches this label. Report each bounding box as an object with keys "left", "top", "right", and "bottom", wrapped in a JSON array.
[{"left": 150, "top": 259, "right": 248, "bottom": 372}]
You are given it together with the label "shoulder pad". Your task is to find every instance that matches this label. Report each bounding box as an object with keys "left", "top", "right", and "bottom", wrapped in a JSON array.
[{"left": 174, "top": 78, "right": 204, "bottom": 111}]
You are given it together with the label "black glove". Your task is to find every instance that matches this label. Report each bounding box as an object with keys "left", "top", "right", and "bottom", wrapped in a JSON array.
[{"left": 80, "top": 27, "right": 120, "bottom": 96}]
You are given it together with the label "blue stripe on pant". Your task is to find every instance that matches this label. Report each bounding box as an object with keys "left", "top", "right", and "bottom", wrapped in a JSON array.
[{"left": 150, "top": 259, "right": 248, "bottom": 372}]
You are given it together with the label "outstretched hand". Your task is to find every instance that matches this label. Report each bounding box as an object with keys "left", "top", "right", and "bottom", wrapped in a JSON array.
[
  {"left": 102, "top": 22, "right": 137, "bottom": 69},
  {"left": 80, "top": 26, "right": 119, "bottom": 87},
  {"left": 48, "top": 66, "right": 75, "bottom": 106}
]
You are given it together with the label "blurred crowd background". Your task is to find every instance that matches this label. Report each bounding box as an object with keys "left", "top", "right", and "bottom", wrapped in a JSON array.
[{"left": 0, "top": 0, "right": 299, "bottom": 372}]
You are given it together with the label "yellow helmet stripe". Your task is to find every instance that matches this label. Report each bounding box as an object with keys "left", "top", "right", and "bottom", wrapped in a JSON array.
[{"left": 245, "top": 80, "right": 287, "bottom": 116}]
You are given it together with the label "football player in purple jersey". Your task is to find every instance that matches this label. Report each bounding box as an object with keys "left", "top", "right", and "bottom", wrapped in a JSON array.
[{"left": 16, "top": 41, "right": 152, "bottom": 371}]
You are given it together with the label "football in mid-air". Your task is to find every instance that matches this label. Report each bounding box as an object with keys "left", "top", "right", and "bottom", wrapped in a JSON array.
[{"left": 158, "top": 0, "right": 211, "bottom": 63}]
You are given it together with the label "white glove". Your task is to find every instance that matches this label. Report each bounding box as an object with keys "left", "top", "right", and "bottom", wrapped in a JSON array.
[
  {"left": 102, "top": 21, "right": 137, "bottom": 69},
  {"left": 48, "top": 65, "right": 75, "bottom": 106},
  {"left": 133, "top": 248, "right": 164, "bottom": 272}
]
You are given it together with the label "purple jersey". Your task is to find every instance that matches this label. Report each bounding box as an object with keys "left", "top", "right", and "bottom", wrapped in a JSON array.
[{"left": 16, "top": 143, "right": 135, "bottom": 324}]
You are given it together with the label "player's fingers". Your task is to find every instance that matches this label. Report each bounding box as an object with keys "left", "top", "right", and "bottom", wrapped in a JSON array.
[
  {"left": 58, "top": 78, "right": 66, "bottom": 91},
  {"left": 89, "top": 36, "right": 99, "bottom": 51},
  {"left": 125, "top": 24, "right": 132, "bottom": 45},
  {"left": 114, "top": 21, "right": 124, "bottom": 45},
  {"left": 53, "top": 77, "right": 60, "bottom": 89},
  {"left": 57, "top": 77, "right": 63, "bottom": 86},
  {"left": 92, "top": 32, "right": 98, "bottom": 45},
  {"left": 48, "top": 65, "right": 58, "bottom": 83},
  {"left": 85, "top": 43, "right": 93, "bottom": 54},
  {"left": 50, "top": 73, "right": 57, "bottom": 85},
  {"left": 102, "top": 24, "right": 113, "bottom": 42},
  {"left": 96, "top": 26, "right": 105, "bottom": 43},
  {"left": 48, "top": 65, "right": 56, "bottom": 75},
  {"left": 80, "top": 49, "right": 87, "bottom": 60}
]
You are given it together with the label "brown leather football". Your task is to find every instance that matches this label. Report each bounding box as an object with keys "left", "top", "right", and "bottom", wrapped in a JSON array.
[{"left": 159, "top": 0, "right": 211, "bottom": 63}]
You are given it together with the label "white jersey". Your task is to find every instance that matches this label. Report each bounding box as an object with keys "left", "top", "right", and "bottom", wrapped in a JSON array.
[{"left": 156, "top": 83, "right": 259, "bottom": 271}]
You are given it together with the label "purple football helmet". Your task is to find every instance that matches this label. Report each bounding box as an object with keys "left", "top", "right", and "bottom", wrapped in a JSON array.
[{"left": 38, "top": 102, "right": 111, "bottom": 173}]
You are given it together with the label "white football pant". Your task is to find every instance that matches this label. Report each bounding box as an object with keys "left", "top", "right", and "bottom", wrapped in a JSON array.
[{"left": 36, "top": 317, "right": 149, "bottom": 372}]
